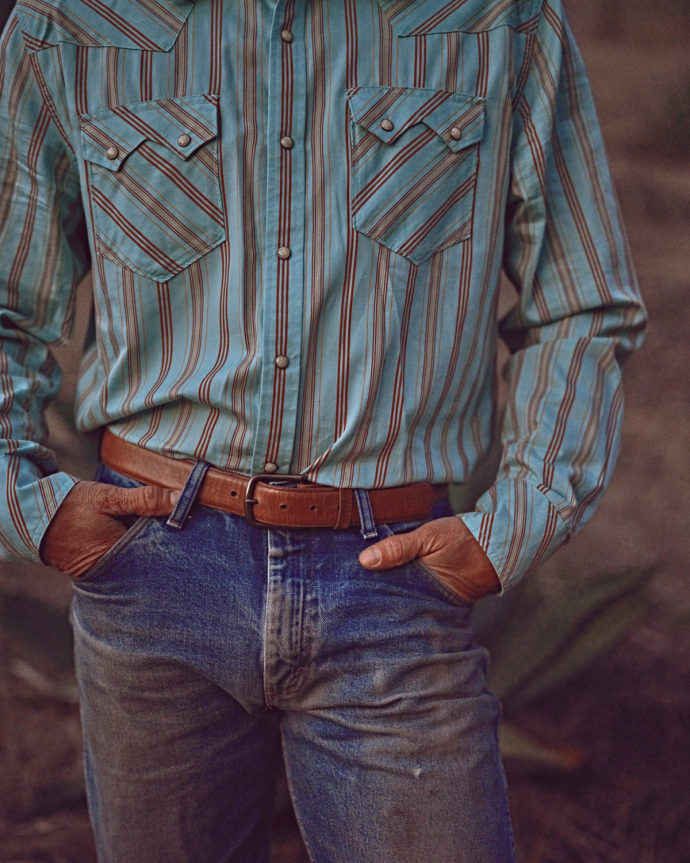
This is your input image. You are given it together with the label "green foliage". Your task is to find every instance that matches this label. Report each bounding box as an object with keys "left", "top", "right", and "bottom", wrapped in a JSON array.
[
  {"left": 498, "top": 723, "right": 583, "bottom": 774},
  {"left": 473, "top": 568, "right": 652, "bottom": 771},
  {"left": 475, "top": 568, "right": 650, "bottom": 714}
]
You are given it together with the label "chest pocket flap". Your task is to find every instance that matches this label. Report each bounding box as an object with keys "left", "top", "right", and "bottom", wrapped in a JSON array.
[
  {"left": 347, "top": 87, "right": 484, "bottom": 153},
  {"left": 79, "top": 94, "right": 224, "bottom": 283},
  {"left": 80, "top": 94, "right": 219, "bottom": 170},
  {"left": 346, "top": 87, "right": 484, "bottom": 265}
]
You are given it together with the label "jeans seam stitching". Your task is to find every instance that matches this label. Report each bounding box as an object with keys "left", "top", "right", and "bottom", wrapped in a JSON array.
[
  {"left": 263, "top": 530, "right": 275, "bottom": 709},
  {"left": 281, "top": 750, "right": 318, "bottom": 863}
]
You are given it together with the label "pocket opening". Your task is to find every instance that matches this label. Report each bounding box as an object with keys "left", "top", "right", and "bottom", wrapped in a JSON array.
[
  {"left": 71, "top": 515, "right": 151, "bottom": 585},
  {"left": 379, "top": 523, "right": 473, "bottom": 608}
]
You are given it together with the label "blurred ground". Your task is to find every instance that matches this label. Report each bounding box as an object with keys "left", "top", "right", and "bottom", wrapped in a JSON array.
[{"left": 1, "top": 1, "right": 690, "bottom": 861}]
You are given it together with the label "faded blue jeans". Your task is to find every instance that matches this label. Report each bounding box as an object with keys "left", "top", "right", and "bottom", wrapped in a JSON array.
[{"left": 70, "top": 463, "right": 515, "bottom": 863}]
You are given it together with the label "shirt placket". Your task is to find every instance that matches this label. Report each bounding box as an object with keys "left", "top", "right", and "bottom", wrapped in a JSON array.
[{"left": 251, "top": 0, "right": 307, "bottom": 475}]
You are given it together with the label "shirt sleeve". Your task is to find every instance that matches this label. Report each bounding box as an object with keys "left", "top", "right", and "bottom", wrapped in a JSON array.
[
  {"left": 0, "top": 15, "right": 90, "bottom": 564},
  {"left": 458, "top": 0, "right": 647, "bottom": 591}
]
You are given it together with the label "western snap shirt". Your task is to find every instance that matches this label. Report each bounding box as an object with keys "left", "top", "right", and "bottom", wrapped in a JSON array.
[{"left": 0, "top": 0, "right": 646, "bottom": 589}]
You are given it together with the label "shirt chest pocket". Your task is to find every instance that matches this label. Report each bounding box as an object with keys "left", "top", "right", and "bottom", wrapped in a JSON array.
[
  {"left": 80, "top": 94, "right": 225, "bottom": 283},
  {"left": 347, "top": 87, "right": 485, "bottom": 265}
]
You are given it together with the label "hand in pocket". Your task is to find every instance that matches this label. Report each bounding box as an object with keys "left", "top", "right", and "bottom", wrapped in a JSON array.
[
  {"left": 41, "top": 481, "right": 180, "bottom": 578},
  {"left": 359, "top": 515, "right": 500, "bottom": 604}
]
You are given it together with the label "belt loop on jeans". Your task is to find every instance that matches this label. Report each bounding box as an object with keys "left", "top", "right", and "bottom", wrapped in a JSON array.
[
  {"left": 354, "top": 489, "right": 379, "bottom": 540},
  {"left": 166, "top": 460, "right": 211, "bottom": 529}
]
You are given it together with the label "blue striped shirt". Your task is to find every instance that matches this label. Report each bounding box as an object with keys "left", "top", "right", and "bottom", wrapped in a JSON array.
[{"left": 0, "top": 0, "right": 646, "bottom": 588}]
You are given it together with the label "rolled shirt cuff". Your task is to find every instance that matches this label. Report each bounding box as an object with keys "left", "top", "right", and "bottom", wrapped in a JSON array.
[
  {"left": 1, "top": 458, "right": 78, "bottom": 564},
  {"left": 459, "top": 477, "right": 569, "bottom": 592}
]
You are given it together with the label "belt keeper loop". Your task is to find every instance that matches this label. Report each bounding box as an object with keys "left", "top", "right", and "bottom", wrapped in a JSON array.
[
  {"left": 334, "top": 488, "right": 353, "bottom": 529},
  {"left": 354, "top": 489, "right": 379, "bottom": 540},
  {"left": 167, "top": 460, "right": 211, "bottom": 529}
]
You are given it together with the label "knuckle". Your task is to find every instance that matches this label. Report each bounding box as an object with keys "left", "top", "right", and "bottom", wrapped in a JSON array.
[
  {"left": 140, "top": 484, "right": 158, "bottom": 506},
  {"left": 385, "top": 534, "right": 408, "bottom": 560},
  {"left": 140, "top": 484, "right": 165, "bottom": 509},
  {"left": 83, "top": 482, "right": 114, "bottom": 511},
  {"left": 101, "top": 484, "right": 123, "bottom": 510},
  {"left": 418, "top": 523, "right": 443, "bottom": 553}
]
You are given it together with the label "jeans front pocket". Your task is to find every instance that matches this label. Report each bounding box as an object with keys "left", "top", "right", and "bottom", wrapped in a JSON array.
[
  {"left": 347, "top": 86, "right": 485, "bottom": 265},
  {"left": 80, "top": 94, "right": 225, "bottom": 282},
  {"left": 71, "top": 516, "right": 152, "bottom": 586},
  {"left": 379, "top": 522, "right": 474, "bottom": 609}
]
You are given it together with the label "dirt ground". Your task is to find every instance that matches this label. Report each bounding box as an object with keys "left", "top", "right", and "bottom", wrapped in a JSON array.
[{"left": 1, "top": 2, "right": 690, "bottom": 861}]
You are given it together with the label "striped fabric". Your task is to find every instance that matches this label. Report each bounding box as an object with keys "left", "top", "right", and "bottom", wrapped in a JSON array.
[
  {"left": 349, "top": 86, "right": 485, "bottom": 262},
  {"left": 80, "top": 94, "right": 224, "bottom": 280},
  {"left": 0, "top": 0, "right": 646, "bottom": 589}
]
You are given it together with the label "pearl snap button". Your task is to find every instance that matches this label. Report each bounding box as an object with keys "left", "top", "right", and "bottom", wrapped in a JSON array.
[
  {"left": 281, "top": 30, "right": 293, "bottom": 42},
  {"left": 450, "top": 127, "right": 462, "bottom": 141},
  {"left": 106, "top": 146, "right": 119, "bottom": 160},
  {"left": 380, "top": 119, "right": 394, "bottom": 132},
  {"left": 280, "top": 136, "right": 294, "bottom": 149},
  {"left": 177, "top": 133, "right": 192, "bottom": 147},
  {"left": 275, "top": 355, "right": 289, "bottom": 369},
  {"left": 264, "top": 462, "right": 278, "bottom": 473},
  {"left": 277, "top": 247, "right": 291, "bottom": 260}
]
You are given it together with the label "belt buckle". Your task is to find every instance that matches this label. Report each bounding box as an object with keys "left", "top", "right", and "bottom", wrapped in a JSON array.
[{"left": 244, "top": 473, "right": 308, "bottom": 528}]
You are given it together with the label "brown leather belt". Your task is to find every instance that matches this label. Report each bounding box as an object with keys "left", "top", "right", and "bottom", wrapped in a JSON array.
[{"left": 100, "top": 430, "right": 448, "bottom": 530}]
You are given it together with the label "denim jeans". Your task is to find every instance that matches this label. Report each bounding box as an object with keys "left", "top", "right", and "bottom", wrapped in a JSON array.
[{"left": 71, "top": 463, "right": 515, "bottom": 863}]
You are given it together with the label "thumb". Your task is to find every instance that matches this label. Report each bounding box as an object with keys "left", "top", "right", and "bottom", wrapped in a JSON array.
[
  {"left": 359, "top": 529, "right": 423, "bottom": 570},
  {"left": 96, "top": 483, "right": 181, "bottom": 518}
]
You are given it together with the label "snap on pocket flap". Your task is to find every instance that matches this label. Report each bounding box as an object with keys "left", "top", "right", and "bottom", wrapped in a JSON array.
[
  {"left": 16, "top": 0, "right": 194, "bottom": 51},
  {"left": 80, "top": 93, "right": 219, "bottom": 171},
  {"left": 374, "top": 0, "right": 538, "bottom": 36},
  {"left": 422, "top": 96, "right": 485, "bottom": 151},
  {"left": 347, "top": 87, "right": 484, "bottom": 152}
]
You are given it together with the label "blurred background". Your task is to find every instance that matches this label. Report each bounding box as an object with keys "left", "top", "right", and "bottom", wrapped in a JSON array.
[{"left": 0, "top": 0, "right": 689, "bottom": 860}]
